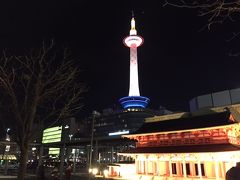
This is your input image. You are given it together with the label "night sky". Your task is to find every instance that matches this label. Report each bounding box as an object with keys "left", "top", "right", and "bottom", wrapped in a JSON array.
[{"left": 0, "top": 1, "right": 240, "bottom": 117}]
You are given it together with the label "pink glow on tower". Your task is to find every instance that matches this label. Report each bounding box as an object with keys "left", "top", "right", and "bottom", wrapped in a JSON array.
[{"left": 123, "top": 17, "right": 144, "bottom": 97}]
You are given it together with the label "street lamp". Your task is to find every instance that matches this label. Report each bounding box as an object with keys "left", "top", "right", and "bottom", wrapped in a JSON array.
[{"left": 89, "top": 110, "right": 100, "bottom": 168}]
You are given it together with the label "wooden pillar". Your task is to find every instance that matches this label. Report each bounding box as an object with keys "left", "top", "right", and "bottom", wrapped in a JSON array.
[
  {"left": 153, "top": 160, "right": 157, "bottom": 175},
  {"left": 141, "top": 160, "right": 144, "bottom": 174},
  {"left": 220, "top": 162, "right": 225, "bottom": 179},
  {"left": 136, "top": 160, "right": 138, "bottom": 174},
  {"left": 169, "top": 159, "right": 172, "bottom": 177},
  {"left": 156, "top": 158, "right": 159, "bottom": 176},
  {"left": 197, "top": 161, "right": 202, "bottom": 179},
  {"left": 145, "top": 157, "right": 148, "bottom": 175},
  {"left": 215, "top": 161, "right": 219, "bottom": 180}
]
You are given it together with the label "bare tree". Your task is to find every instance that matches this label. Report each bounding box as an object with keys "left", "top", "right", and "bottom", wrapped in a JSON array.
[
  {"left": 0, "top": 41, "right": 87, "bottom": 180},
  {"left": 164, "top": 0, "right": 240, "bottom": 29}
]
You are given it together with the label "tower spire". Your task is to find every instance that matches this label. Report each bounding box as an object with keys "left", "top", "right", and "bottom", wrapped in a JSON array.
[{"left": 130, "top": 11, "right": 137, "bottom": 35}]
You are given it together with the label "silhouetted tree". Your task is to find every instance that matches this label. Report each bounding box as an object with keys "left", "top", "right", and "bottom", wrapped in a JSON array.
[
  {"left": 164, "top": 0, "right": 240, "bottom": 29},
  {"left": 0, "top": 41, "right": 86, "bottom": 180}
]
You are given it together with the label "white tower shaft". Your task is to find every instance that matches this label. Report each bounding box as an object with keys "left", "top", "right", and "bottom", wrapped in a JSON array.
[
  {"left": 124, "top": 17, "right": 143, "bottom": 97},
  {"left": 129, "top": 47, "right": 140, "bottom": 96}
]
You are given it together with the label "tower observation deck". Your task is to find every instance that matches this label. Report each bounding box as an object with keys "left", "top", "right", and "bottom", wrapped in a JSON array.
[{"left": 119, "top": 16, "right": 150, "bottom": 109}]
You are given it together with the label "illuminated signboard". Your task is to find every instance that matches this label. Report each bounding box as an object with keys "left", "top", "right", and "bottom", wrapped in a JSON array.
[
  {"left": 42, "top": 126, "right": 62, "bottom": 144},
  {"left": 49, "top": 148, "right": 60, "bottom": 155}
]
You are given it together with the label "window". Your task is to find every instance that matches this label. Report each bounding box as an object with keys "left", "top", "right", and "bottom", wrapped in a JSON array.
[
  {"left": 181, "top": 163, "right": 190, "bottom": 175},
  {"left": 171, "top": 163, "right": 177, "bottom": 175},
  {"left": 186, "top": 163, "right": 190, "bottom": 175},
  {"left": 195, "top": 163, "right": 205, "bottom": 176}
]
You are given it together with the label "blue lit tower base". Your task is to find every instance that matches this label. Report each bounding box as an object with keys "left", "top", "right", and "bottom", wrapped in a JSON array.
[{"left": 119, "top": 96, "right": 150, "bottom": 109}]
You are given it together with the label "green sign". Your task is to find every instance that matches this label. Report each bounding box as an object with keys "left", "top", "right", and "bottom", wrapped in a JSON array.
[
  {"left": 49, "top": 148, "right": 60, "bottom": 155},
  {"left": 42, "top": 126, "right": 62, "bottom": 144}
]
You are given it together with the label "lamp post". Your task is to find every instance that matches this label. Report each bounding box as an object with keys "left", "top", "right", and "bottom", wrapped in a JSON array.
[
  {"left": 89, "top": 110, "right": 100, "bottom": 168},
  {"left": 4, "top": 128, "right": 10, "bottom": 175}
]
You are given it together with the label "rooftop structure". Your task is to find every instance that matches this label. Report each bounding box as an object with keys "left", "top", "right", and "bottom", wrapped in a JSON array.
[{"left": 189, "top": 88, "right": 240, "bottom": 112}]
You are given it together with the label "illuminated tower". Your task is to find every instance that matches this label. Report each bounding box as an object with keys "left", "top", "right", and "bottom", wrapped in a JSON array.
[{"left": 119, "top": 16, "right": 150, "bottom": 109}]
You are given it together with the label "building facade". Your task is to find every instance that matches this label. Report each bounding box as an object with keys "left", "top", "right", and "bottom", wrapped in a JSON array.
[
  {"left": 189, "top": 88, "right": 240, "bottom": 112},
  {"left": 114, "top": 105, "right": 240, "bottom": 180},
  {"left": 79, "top": 108, "right": 166, "bottom": 164}
]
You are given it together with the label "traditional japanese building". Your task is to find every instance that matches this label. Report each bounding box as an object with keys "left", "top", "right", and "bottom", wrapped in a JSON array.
[{"left": 113, "top": 105, "right": 240, "bottom": 180}]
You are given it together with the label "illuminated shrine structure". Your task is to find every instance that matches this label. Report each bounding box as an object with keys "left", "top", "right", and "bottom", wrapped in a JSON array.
[
  {"left": 119, "top": 15, "right": 150, "bottom": 109},
  {"left": 109, "top": 105, "right": 240, "bottom": 180}
]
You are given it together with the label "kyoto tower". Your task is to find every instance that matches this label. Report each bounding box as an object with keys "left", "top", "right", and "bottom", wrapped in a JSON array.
[{"left": 119, "top": 15, "right": 150, "bottom": 109}]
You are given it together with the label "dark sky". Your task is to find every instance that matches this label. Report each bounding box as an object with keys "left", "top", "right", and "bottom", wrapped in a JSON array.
[{"left": 0, "top": 1, "right": 240, "bottom": 116}]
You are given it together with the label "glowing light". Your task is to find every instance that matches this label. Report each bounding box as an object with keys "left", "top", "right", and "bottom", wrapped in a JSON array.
[
  {"left": 49, "top": 148, "right": 60, "bottom": 155},
  {"left": 5, "top": 145, "right": 10, "bottom": 152},
  {"left": 92, "top": 168, "right": 98, "bottom": 175},
  {"left": 103, "top": 169, "right": 109, "bottom": 177},
  {"left": 109, "top": 130, "right": 130, "bottom": 136},
  {"left": 119, "top": 96, "right": 150, "bottom": 108},
  {"left": 42, "top": 126, "right": 62, "bottom": 144},
  {"left": 65, "top": 125, "right": 69, "bottom": 129},
  {"left": 130, "top": 18, "right": 137, "bottom": 35},
  {"left": 124, "top": 36, "right": 143, "bottom": 48},
  {"left": 118, "top": 164, "right": 136, "bottom": 179}
]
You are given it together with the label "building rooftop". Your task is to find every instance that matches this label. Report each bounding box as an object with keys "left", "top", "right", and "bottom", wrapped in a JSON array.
[{"left": 132, "top": 110, "right": 235, "bottom": 135}]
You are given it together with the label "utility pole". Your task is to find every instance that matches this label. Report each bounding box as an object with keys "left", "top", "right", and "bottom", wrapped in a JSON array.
[
  {"left": 4, "top": 128, "right": 10, "bottom": 175},
  {"left": 89, "top": 110, "right": 100, "bottom": 168}
]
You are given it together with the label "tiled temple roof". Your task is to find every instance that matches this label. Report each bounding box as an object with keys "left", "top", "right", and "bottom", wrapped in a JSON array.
[{"left": 133, "top": 111, "right": 235, "bottom": 135}]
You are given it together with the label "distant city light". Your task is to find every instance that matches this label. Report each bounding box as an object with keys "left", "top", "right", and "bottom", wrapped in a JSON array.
[
  {"left": 92, "top": 168, "right": 98, "bottom": 175},
  {"left": 65, "top": 125, "right": 69, "bottom": 129},
  {"left": 103, "top": 169, "right": 109, "bottom": 177},
  {"left": 109, "top": 130, "right": 129, "bottom": 136},
  {"left": 5, "top": 145, "right": 10, "bottom": 152}
]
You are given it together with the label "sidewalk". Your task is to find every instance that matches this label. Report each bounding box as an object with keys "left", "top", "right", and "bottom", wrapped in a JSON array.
[
  {"left": 0, "top": 173, "right": 93, "bottom": 180},
  {"left": 0, "top": 176, "right": 17, "bottom": 179}
]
